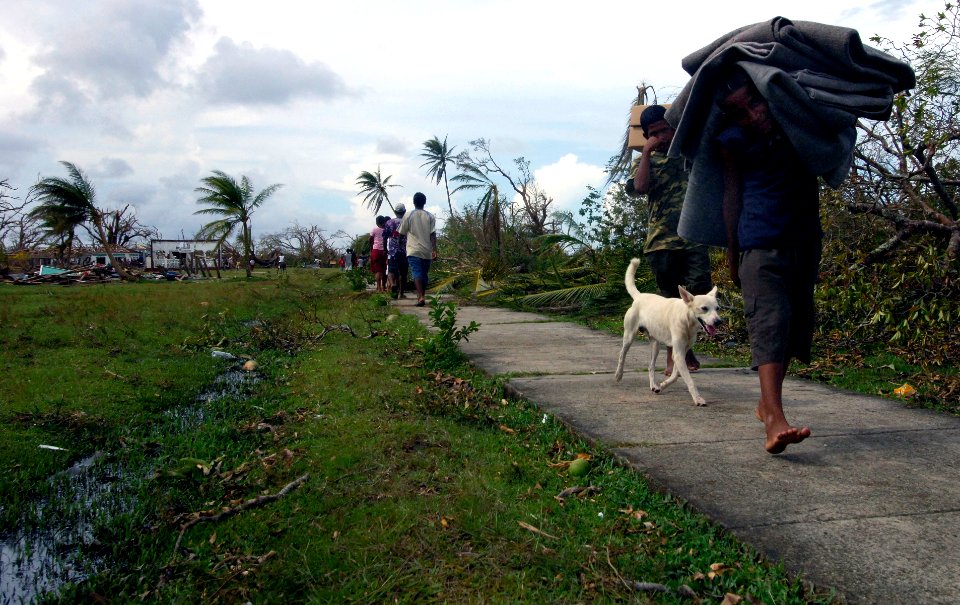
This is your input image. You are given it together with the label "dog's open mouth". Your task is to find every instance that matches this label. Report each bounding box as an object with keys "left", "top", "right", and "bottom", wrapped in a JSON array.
[{"left": 698, "top": 318, "right": 718, "bottom": 337}]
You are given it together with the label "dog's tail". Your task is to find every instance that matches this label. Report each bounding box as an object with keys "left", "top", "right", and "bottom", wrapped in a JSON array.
[{"left": 624, "top": 257, "right": 642, "bottom": 301}]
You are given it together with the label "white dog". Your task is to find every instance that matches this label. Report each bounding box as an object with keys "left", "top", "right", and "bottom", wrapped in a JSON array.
[{"left": 614, "top": 258, "right": 722, "bottom": 406}]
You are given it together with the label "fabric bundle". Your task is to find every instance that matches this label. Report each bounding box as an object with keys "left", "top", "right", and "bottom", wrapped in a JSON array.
[{"left": 665, "top": 17, "right": 916, "bottom": 247}]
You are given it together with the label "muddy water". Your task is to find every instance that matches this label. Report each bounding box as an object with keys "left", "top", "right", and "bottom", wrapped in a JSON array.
[
  {"left": 0, "top": 452, "right": 127, "bottom": 605},
  {"left": 0, "top": 367, "right": 261, "bottom": 604}
]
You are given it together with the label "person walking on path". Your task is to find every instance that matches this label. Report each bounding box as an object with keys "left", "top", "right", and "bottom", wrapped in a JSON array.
[
  {"left": 370, "top": 215, "right": 388, "bottom": 292},
  {"left": 665, "top": 19, "right": 913, "bottom": 454},
  {"left": 385, "top": 203, "right": 408, "bottom": 299},
  {"left": 627, "top": 104, "right": 713, "bottom": 376},
  {"left": 399, "top": 192, "right": 438, "bottom": 307},
  {"left": 717, "top": 69, "right": 819, "bottom": 454},
  {"left": 277, "top": 253, "right": 286, "bottom": 274}
]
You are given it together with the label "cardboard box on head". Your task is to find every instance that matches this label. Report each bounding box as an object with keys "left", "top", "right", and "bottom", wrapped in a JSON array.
[{"left": 627, "top": 103, "right": 671, "bottom": 151}]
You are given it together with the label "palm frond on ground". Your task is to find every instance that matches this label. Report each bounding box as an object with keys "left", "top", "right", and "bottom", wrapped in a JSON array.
[{"left": 514, "top": 283, "right": 611, "bottom": 309}]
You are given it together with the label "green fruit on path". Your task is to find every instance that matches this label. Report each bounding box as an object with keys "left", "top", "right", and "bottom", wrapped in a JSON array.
[{"left": 568, "top": 458, "right": 590, "bottom": 477}]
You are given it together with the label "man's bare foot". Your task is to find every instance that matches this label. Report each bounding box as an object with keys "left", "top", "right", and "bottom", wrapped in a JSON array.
[
  {"left": 685, "top": 350, "right": 701, "bottom": 372},
  {"left": 764, "top": 424, "right": 811, "bottom": 454}
]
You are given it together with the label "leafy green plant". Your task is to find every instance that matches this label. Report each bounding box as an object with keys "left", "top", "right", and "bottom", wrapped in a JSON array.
[
  {"left": 420, "top": 296, "right": 480, "bottom": 368},
  {"left": 180, "top": 308, "right": 230, "bottom": 350},
  {"left": 342, "top": 268, "right": 370, "bottom": 291}
]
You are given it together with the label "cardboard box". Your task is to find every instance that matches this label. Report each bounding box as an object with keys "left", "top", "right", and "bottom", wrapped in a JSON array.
[{"left": 627, "top": 103, "right": 670, "bottom": 151}]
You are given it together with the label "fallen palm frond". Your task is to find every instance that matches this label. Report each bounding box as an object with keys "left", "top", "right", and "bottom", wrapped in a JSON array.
[
  {"left": 533, "top": 233, "right": 591, "bottom": 254},
  {"left": 426, "top": 266, "right": 503, "bottom": 298},
  {"left": 427, "top": 273, "right": 460, "bottom": 295},
  {"left": 515, "top": 283, "right": 610, "bottom": 309}
]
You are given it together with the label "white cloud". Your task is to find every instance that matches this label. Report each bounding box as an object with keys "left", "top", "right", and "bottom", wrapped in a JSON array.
[
  {"left": 197, "top": 37, "right": 351, "bottom": 105},
  {"left": 534, "top": 154, "right": 607, "bottom": 213},
  {"left": 31, "top": 0, "right": 201, "bottom": 100},
  {"left": 91, "top": 157, "right": 135, "bottom": 179}
]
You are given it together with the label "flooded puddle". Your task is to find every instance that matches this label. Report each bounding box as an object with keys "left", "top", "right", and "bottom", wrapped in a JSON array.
[
  {"left": 0, "top": 453, "right": 127, "bottom": 605},
  {"left": 0, "top": 367, "right": 261, "bottom": 604}
]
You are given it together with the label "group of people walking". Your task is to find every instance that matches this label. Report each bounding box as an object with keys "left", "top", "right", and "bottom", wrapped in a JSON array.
[{"left": 368, "top": 192, "right": 437, "bottom": 307}]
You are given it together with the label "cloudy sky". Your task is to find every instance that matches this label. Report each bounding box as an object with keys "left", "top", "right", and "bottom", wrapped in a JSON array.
[{"left": 0, "top": 0, "right": 928, "bottom": 244}]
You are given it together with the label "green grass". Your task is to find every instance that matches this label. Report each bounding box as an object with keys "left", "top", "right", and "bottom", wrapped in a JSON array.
[{"left": 0, "top": 270, "right": 838, "bottom": 603}]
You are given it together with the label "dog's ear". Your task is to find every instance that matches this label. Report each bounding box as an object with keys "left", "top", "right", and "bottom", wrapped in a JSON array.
[
  {"left": 678, "top": 285, "right": 693, "bottom": 302},
  {"left": 708, "top": 285, "right": 718, "bottom": 298}
]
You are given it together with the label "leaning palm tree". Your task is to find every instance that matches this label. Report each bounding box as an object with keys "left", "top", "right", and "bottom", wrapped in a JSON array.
[
  {"left": 451, "top": 163, "right": 500, "bottom": 253},
  {"left": 420, "top": 135, "right": 457, "bottom": 216},
  {"left": 194, "top": 171, "right": 283, "bottom": 278},
  {"left": 29, "top": 161, "right": 135, "bottom": 280},
  {"left": 355, "top": 167, "right": 398, "bottom": 215},
  {"left": 29, "top": 194, "right": 85, "bottom": 263}
]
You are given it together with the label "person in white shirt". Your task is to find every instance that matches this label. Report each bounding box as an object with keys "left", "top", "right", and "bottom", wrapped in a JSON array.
[{"left": 398, "top": 192, "right": 438, "bottom": 307}]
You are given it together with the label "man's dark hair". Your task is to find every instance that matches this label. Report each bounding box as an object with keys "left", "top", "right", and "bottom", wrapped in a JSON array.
[
  {"left": 640, "top": 104, "right": 668, "bottom": 136},
  {"left": 376, "top": 215, "right": 387, "bottom": 228},
  {"left": 413, "top": 192, "right": 426, "bottom": 207},
  {"left": 720, "top": 65, "right": 753, "bottom": 94}
]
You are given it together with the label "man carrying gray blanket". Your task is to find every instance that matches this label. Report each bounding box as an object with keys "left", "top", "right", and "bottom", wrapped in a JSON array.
[
  {"left": 665, "top": 16, "right": 915, "bottom": 248},
  {"left": 664, "top": 17, "right": 914, "bottom": 453}
]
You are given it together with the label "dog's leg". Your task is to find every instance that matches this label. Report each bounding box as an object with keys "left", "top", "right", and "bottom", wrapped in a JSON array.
[
  {"left": 648, "top": 340, "right": 661, "bottom": 393},
  {"left": 667, "top": 343, "right": 706, "bottom": 406},
  {"left": 614, "top": 309, "right": 641, "bottom": 383},
  {"left": 657, "top": 347, "right": 680, "bottom": 387}
]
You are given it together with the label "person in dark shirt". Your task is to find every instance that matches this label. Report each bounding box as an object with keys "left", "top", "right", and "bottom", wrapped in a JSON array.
[{"left": 718, "top": 68, "right": 820, "bottom": 454}]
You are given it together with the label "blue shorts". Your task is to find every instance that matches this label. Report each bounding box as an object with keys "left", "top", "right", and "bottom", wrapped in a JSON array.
[{"left": 407, "top": 256, "right": 431, "bottom": 282}]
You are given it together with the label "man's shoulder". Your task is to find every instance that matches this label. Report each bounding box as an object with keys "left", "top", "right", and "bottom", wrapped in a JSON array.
[{"left": 411, "top": 208, "right": 435, "bottom": 222}]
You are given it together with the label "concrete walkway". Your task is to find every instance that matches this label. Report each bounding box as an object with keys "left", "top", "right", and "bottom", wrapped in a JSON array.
[{"left": 396, "top": 299, "right": 960, "bottom": 605}]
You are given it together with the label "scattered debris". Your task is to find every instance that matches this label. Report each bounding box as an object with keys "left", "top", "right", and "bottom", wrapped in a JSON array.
[
  {"left": 517, "top": 520, "right": 558, "bottom": 540},
  {"left": 606, "top": 546, "right": 700, "bottom": 599},
  {"left": 627, "top": 581, "right": 670, "bottom": 593},
  {"left": 893, "top": 383, "right": 917, "bottom": 397},
  {"left": 2, "top": 264, "right": 119, "bottom": 285},
  {"left": 171, "top": 472, "right": 310, "bottom": 559},
  {"left": 0, "top": 264, "right": 202, "bottom": 286},
  {"left": 38, "top": 444, "right": 68, "bottom": 451},
  {"left": 554, "top": 485, "right": 600, "bottom": 503}
]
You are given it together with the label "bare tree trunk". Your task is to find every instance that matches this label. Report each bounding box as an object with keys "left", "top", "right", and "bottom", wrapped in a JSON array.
[
  {"left": 93, "top": 215, "right": 135, "bottom": 281},
  {"left": 243, "top": 221, "right": 252, "bottom": 278},
  {"left": 443, "top": 172, "right": 454, "bottom": 217}
]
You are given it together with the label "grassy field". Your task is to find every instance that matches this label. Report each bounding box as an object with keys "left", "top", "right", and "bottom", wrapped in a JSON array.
[{"left": 0, "top": 269, "right": 840, "bottom": 604}]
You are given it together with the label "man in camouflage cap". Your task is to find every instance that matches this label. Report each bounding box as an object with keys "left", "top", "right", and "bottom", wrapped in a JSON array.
[{"left": 628, "top": 104, "right": 713, "bottom": 373}]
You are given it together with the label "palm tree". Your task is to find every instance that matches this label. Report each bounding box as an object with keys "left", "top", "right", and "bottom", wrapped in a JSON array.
[
  {"left": 420, "top": 135, "right": 457, "bottom": 216},
  {"left": 194, "top": 171, "right": 283, "bottom": 278},
  {"left": 29, "top": 193, "right": 85, "bottom": 263},
  {"left": 29, "top": 161, "right": 134, "bottom": 280},
  {"left": 355, "top": 167, "right": 398, "bottom": 215},
  {"left": 451, "top": 163, "right": 501, "bottom": 252}
]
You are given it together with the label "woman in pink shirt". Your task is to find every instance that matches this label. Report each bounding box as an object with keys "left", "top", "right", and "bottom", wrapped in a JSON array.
[{"left": 370, "top": 215, "right": 388, "bottom": 292}]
